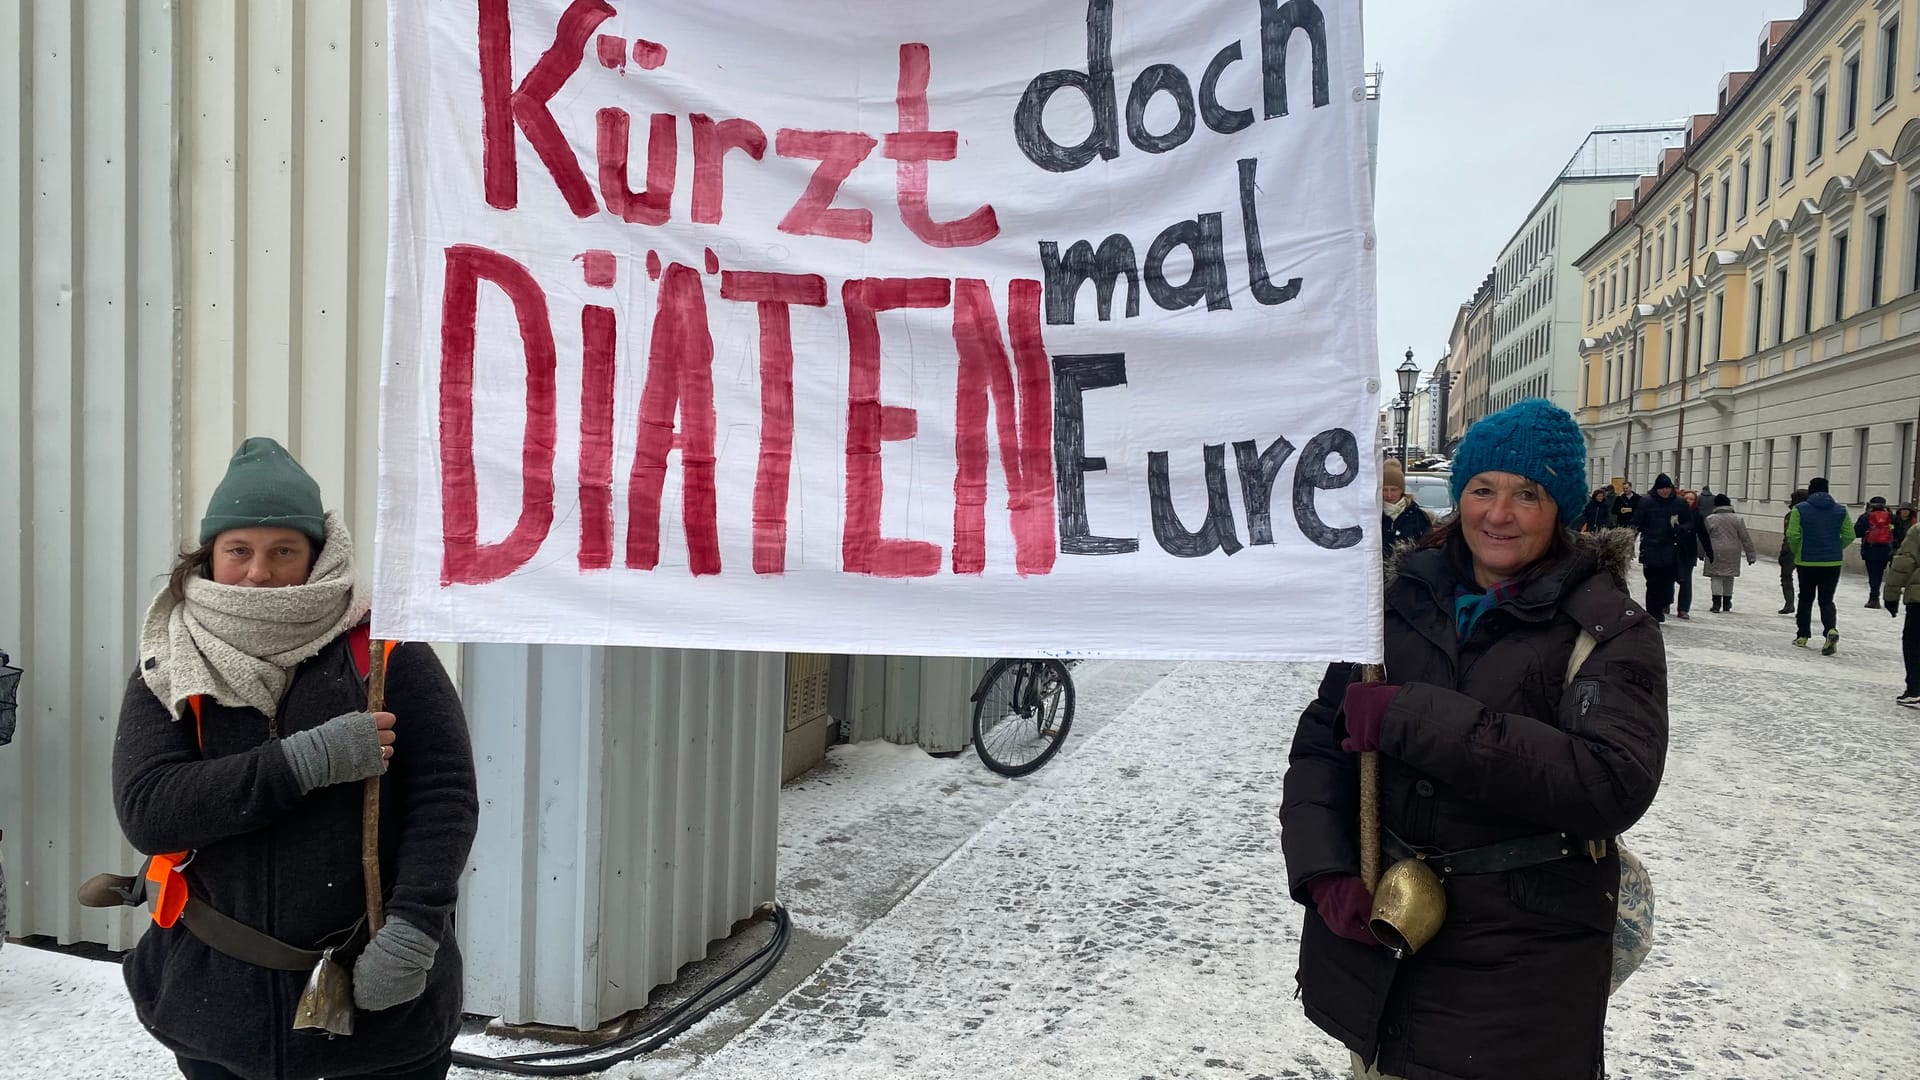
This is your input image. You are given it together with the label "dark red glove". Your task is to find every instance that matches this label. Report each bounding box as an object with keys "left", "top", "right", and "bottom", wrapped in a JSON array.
[
  {"left": 1307, "top": 873, "right": 1376, "bottom": 945},
  {"left": 1340, "top": 682, "right": 1401, "bottom": 753}
]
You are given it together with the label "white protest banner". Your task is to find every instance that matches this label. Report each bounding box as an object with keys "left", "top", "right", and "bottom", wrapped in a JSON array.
[{"left": 376, "top": 0, "right": 1382, "bottom": 661}]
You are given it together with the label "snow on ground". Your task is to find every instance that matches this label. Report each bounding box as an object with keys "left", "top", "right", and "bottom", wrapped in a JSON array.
[
  {"left": 6, "top": 565, "right": 1918, "bottom": 1078},
  {"left": 0, "top": 935, "right": 164, "bottom": 1080}
]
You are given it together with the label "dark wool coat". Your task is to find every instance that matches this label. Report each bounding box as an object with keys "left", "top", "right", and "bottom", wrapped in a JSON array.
[
  {"left": 114, "top": 637, "right": 478, "bottom": 1080},
  {"left": 1383, "top": 499, "right": 1434, "bottom": 553},
  {"left": 1607, "top": 491, "right": 1640, "bottom": 529},
  {"left": 1577, "top": 496, "right": 1611, "bottom": 533},
  {"left": 1281, "top": 530, "right": 1668, "bottom": 1080},
  {"left": 1632, "top": 492, "right": 1693, "bottom": 571}
]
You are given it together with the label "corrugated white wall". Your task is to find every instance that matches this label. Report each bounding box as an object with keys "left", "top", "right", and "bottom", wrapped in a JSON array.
[
  {"left": 4, "top": 2, "right": 785, "bottom": 1029},
  {"left": 177, "top": 0, "right": 387, "bottom": 543},
  {"left": 845, "top": 656, "right": 990, "bottom": 754},
  {"left": 0, "top": 0, "right": 179, "bottom": 950},
  {"left": 462, "top": 645, "right": 782, "bottom": 1029}
]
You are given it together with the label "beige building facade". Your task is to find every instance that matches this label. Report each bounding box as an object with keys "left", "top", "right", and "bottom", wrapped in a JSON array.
[{"left": 1578, "top": 0, "right": 1920, "bottom": 549}]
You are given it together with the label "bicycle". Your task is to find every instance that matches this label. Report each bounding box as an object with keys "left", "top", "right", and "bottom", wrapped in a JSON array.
[{"left": 969, "top": 658, "right": 1076, "bottom": 776}]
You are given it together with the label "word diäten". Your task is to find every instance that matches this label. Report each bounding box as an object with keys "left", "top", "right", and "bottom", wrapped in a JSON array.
[{"left": 438, "top": 246, "right": 1362, "bottom": 586}]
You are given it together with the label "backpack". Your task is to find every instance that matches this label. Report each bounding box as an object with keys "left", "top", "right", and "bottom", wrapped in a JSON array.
[{"left": 1866, "top": 508, "right": 1894, "bottom": 545}]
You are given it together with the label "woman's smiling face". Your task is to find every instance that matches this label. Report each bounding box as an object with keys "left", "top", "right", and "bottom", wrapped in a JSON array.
[{"left": 1457, "top": 471, "right": 1558, "bottom": 587}]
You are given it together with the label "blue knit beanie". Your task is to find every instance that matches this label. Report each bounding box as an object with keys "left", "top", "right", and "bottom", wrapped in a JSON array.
[{"left": 1448, "top": 399, "right": 1588, "bottom": 525}]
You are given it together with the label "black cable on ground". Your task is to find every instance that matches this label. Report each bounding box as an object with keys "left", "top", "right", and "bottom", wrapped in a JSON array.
[{"left": 449, "top": 901, "right": 791, "bottom": 1076}]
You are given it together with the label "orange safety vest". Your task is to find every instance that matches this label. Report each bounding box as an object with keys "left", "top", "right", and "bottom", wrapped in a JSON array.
[{"left": 144, "top": 626, "right": 396, "bottom": 929}]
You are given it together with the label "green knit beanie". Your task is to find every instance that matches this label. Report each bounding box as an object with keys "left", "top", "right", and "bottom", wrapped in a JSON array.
[{"left": 199, "top": 437, "right": 327, "bottom": 547}]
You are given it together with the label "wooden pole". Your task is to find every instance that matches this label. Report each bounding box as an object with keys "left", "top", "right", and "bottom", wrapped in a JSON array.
[
  {"left": 1355, "top": 663, "right": 1385, "bottom": 893},
  {"left": 362, "top": 643, "right": 389, "bottom": 934}
]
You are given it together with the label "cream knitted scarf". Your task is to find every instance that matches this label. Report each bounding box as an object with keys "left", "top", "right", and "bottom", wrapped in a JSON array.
[{"left": 139, "top": 512, "right": 370, "bottom": 720}]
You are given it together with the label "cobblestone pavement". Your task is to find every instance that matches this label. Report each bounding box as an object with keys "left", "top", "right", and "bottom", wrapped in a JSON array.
[{"left": 681, "top": 562, "right": 1920, "bottom": 1080}]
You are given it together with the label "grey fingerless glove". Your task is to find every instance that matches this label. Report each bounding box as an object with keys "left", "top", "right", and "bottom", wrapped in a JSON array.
[
  {"left": 352, "top": 916, "right": 438, "bottom": 1012},
  {"left": 279, "top": 711, "right": 386, "bottom": 794}
]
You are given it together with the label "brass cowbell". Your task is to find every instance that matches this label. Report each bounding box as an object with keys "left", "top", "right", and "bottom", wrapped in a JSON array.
[{"left": 1369, "top": 858, "right": 1446, "bottom": 958}]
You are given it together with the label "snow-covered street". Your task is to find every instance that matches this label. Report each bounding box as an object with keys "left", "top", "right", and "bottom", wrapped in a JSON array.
[{"left": 5, "top": 563, "right": 1918, "bottom": 1078}]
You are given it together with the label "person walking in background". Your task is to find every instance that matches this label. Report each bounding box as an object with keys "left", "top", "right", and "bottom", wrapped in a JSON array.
[
  {"left": 1610, "top": 480, "right": 1641, "bottom": 531},
  {"left": 1701, "top": 494, "right": 1758, "bottom": 612},
  {"left": 1672, "top": 489, "right": 1712, "bottom": 620},
  {"left": 1632, "top": 475, "right": 1690, "bottom": 623},
  {"left": 1778, "top": 489, "right": 1809, "bottom": 615},
  {"left": 1881, "top": 518, "right": 1920, "bottom": 707},
  {"left": 1858, "top": 496, "right": 1899, "bottom": 608},
  {"left": 1896, "top": 505, "right": 1916, "bottom": 544},
  {"left": 1787, "top": 477, "right": 1855, "bottom": 655},
  {"left": 1381, "top": 459, "right": 1433, "bottom": 554},
  {"left": 1579, "top": 488, "right": 1613, "bottom": 533}
]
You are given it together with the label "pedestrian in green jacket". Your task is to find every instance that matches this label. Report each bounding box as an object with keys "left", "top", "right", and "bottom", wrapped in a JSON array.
[{"left": 1786, "top": 477, "right": 1856, "bottom": 654}]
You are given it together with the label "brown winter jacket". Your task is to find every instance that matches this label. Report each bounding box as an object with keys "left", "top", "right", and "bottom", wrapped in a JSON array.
[
  {"left": 114, "top": 637, "right": 478, "bottom": 1080},
  {"left": 1281, "top": 529, "right": 1668, "bottom": 1080}
]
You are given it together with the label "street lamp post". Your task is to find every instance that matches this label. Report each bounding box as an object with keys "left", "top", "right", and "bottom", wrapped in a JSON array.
[{"left": 1394, "top": 348, "right": 1420, "bottom": 464}]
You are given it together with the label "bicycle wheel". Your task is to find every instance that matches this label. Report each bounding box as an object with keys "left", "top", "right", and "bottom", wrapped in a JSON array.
[{"left": 971, "top": 659, "right": 1075, "bottom": 777}]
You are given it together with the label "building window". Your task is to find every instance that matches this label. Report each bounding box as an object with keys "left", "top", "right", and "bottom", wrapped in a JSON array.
[
  {"left": 1668, "top": 221, "right": 1680, "bottom": 274},
  {"left": 1882, "top": 17, "right": 1901, "bottom": 106},
  {"left": 1775, "top": 264, "right": 1790, "bottom": 343},
  {"left": 1700, "top": 192, "right": 1713, "bottom": 249},
  {"left": 1718, "top": 176, "right": 1732, "bottom": 235},
  {"left": 1792, "top": 434, "right": 1804, "bottom": 484},
  {"left": 1783, "top": 115, "right": 1799, "bottom": 184},
  {"left": 1843, "top": 54, "right": 1862, "bottom": 136},
  {"left": 1710, "top": 292, "right": 1725, "bottom": 364},
  {"left": 1662, "top": 327, "right": 1675, "bottom": 383},
  {"left": 1856, "top": 427, "right": 1871, "bottom": 503},
  {"left": 1802, "top": 249, "right": 1819, "bottom": 334},
  {"left": 1765, "top": 437, "right": 1776, "bottom": 497},
  {"left": 1693, "top": 310, "right": 1707, "bottom": 373},
  {"left": 1870, "top": 208, "right": 1888, "bottom": 307},
  {"left": 1751, "top": 279, "right": 1766, "bottom": 350},
  {"left": 1759, "top": 137, "right": 1774, "bottom": 202},
  {"left": 1909, "top": 184, "right": 1920, "bottom": 293},
  {"left": 1738, "top": 159, "right": 1752, "bottom": 221},
  {"left": 1821, "top": 431, "right": 1834, "bottom": 478},
  {"left": 1899, "top": 422, "right": 1916, "bottom": 505},
  {"left": 1808, "top": 87, "right": 1827, "bottom": 168},
  {"left": 1832, "top": 231, "right": 1850, "bottom": 321}
]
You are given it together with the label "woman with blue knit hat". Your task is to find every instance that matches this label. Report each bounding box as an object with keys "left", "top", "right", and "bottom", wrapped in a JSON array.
[
  {"left": 105, "top": 437, "right": 478, "bottom": 1080},
  {"left": 1283, "top": 399, "right": 1669, "bottom": 1080}
]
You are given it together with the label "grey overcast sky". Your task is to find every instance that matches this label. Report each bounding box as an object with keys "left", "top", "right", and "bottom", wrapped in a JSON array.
[{"left": 1367, "top": 0, "right": 1790, "bottom": 398}]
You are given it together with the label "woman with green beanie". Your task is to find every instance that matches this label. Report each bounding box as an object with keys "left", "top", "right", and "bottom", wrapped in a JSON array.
[
  {"left": 111, "top": 437, "right": 478, "bottom": 1080},
  {"left": 1282, "top": 399, "right": 1669, "bottom": 1080}
]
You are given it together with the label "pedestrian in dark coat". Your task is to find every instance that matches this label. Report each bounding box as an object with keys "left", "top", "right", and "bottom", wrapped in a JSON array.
[
  {"left": 1282, "top": 399, "right": 1669, "bottom": 1080},
  {"left": 1380, "top": 459, "right": 1433, "bottom": 554},
  {"left": 1671, "top": 490, "right": 1713, "bottom": 619},
  {"left": 1701, "top": 494, "right": 1757, "bottom": 612},
  {"left": 1632, "top": 474, "right": 1693, "bottom": 622},
  {"left": 1578, "top": 489, "right": 1613, "bottom": 533},
  {"left": 1779, "top": 489, "right": 1809, "bottom": 614},
  {"left": 1856, "top": 496, "right": 1899, "bottom": 606},
  {"left": 1609, "top": 481, "right": 1640, "bottom": 530},
  {"left": 113, "top": 438, "right": 479, "bottom": 1080}
]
